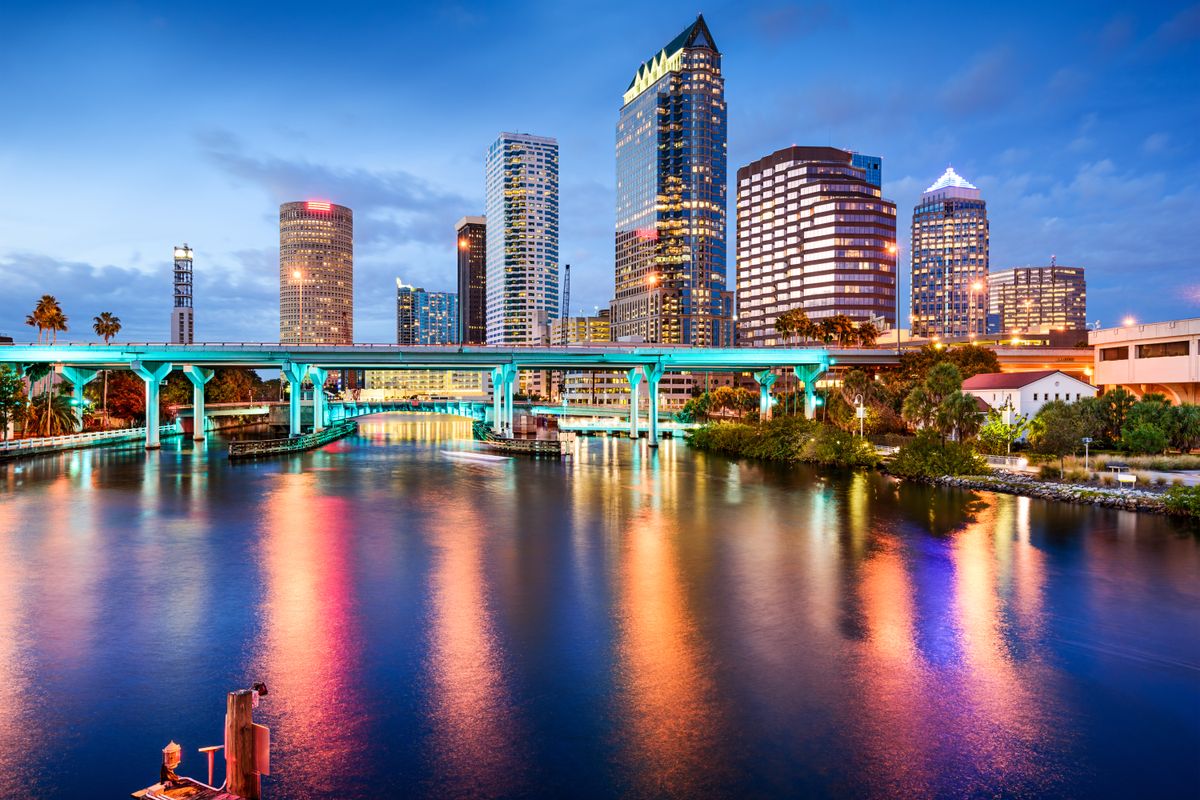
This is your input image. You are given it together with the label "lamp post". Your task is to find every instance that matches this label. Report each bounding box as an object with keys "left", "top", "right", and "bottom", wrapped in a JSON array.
[
  {"left": 292, "top": 269, "right": 305, "bottom": 343},
  {"left": 855, "top": 393, "right": 865, "bottom": 439},
  {"left": 969, "top": 280, "right": 984, "bottom": 340},
  {"left": 886, "top": 242, "right": 901, "bottom": 352},
  {"left": 1002, "top": 398, "right": 1014, "bottom": 456},
  {"left": 1082, "top": 437, "right": 1093, "bottom": 471}
]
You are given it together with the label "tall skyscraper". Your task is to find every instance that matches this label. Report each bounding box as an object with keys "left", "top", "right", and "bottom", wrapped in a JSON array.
[
  {"left": 485, "top": 133, "right": 559, "bottom": 345},
  {"left": 455, "top": 215, "right": 487, "bottom": 344},
  {"left": 279, "top": 200, "right": 353, "bottom": 344},
  {"left": 987, "top": 262, "right": 1087, "bottom": 335},
  {"left": 170, "top": 243, "right": 194, "bottom": 344},
  {"left": 396, "top": 280, "right": 458, "bottom": 345},
  {"left": 613, "top": 14, "right": 733, "bottom": 346},
  {"left": 851, "top": 153, "right": 882, "bottom": 187},
  {"left": 910, "top": 168, "right": 989, "bottom": 339},
  {"left": 736, "top": 147, "right": 897, "bottom": 346}
]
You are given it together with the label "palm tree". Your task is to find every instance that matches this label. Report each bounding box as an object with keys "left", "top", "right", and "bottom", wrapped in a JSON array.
[
  {"left": 25, "top": 390, "right": 77, "bottom": 437},
  {"left": 902, "top": 386, "right": 937, "bottom": 431},
  {"left": 856, "top": 321, "right": 881, "bottom": 348},
  {"left": 937, "top": 391, "right": 983, "bottom": 441},
  {"left": 93, "top": 312, "right": 121, "bottom": 429}
]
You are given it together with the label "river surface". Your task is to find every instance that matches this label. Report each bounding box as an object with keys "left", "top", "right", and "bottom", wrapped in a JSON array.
[{"left": 0, "top": 414, "right": 1197, "bottom": 799}]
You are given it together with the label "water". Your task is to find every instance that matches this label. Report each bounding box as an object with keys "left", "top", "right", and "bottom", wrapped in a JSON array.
[{"left": 0, "top": 414, "right": 1197, "bottom": 799}]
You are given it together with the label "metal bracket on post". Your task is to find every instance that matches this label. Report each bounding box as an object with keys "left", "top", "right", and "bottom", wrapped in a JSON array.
[
  {"left": 59, "top": 366, "right": 100, "bottom": 432},
  {"left": 280, "top": 361, "right": 310, "bottom": 437},
  {"left": 308, "top": 367, "right": 329, "bottom": 432},
  {"left": 130, "top": 361, "right": 174, "bottom": 449},
  {"left": 627, "top": 368, "right": 644, "bottom": 438},
  {"left": 181, "top": 365, "right": 214, "bottom": 440},
  {"left": 752, "top": 369, "right": 777, "bottom": 420},
  {"left": 640, "top": 362, "right": 665, "bottom": 446}
]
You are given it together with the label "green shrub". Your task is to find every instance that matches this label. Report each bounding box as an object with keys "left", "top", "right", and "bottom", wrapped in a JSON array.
[
  {"left": 1163, "top": 485, "right": 1200, "bottom": 518},
  {"left": 802, "top": 426, "right": 879, "bottom": 468},
  {"left": 1122, "top": 422, "right": 1169, "bottom": 455},
  {"left": 890, "top": 430, "right": 989, "bottom": 479}
]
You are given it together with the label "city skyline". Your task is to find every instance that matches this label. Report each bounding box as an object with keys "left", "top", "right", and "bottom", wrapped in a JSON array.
[{"left": 1, "top": 1, "right": 1198, "bottom": 341}]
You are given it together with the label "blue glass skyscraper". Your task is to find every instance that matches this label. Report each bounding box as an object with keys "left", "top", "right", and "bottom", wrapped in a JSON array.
[
  {"left": 396, "top": 280, "right": 458, "bottom": 345},
  {"left": 612, "top": 15, "right": 733, "bottom": 346}
]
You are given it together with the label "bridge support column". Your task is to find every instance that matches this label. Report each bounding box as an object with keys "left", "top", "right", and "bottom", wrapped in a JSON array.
[
  {"left": 181, "top": 365, "right": 214, "bottom": 440},
  {"left": 491, "top": 367, "right": 504, "bottom": 436},
  {"left": 640, "top": 363, "right": 665, "bottom": 447},
  {"left": 309, "top": 367, "right": 329, "bottom": 432},
  {"left": 794, "top": 361, "right": 830, "bottom": 421},
  {"left": 59, "top": 366, "right": 99, "bottom": 432},
  {"left": 131, "top": 361, "right": 174, "bottom": 449},
  {"left": 627, "top": 368, "right": 643, "bottom": 438},
  {"left": 753, "top": 370, "right": 778, "bottom": 421},
  {"left": 281, "top": 361, "right": 310, "bottom": 437}
]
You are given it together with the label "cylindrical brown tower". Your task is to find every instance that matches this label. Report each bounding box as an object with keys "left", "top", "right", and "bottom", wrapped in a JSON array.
[{"left": 279, "top": 200, "right": 353, "bottom": 344}]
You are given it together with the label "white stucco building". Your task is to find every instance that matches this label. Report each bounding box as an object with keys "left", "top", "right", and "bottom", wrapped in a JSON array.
[
  {"left": 1090, "top": 317, "right": 1199, "bottom": 404},
  {"left": 962, "top": 369, "right": 1097, "bottom": 419}
]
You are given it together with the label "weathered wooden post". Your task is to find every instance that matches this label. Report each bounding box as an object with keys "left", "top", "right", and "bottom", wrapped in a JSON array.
[{"left": 225, "top": 689, "right": 259, "bottom": 799}]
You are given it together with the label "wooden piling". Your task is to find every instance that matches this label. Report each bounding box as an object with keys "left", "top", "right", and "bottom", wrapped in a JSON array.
[{"left": 225, "top": 690, "right": 259, "bottom": 800}]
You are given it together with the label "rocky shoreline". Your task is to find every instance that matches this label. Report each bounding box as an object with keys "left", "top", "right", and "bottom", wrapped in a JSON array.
[{"left": 904, "top": 469, "right": 1169, "bottom": 514}]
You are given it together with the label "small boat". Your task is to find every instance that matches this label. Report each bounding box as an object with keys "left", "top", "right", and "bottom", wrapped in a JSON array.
[{"left": 441, "top": 449, "right": 510, "bottom": 463}]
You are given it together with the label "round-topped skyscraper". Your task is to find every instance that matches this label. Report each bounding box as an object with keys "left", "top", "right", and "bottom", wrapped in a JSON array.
[{"left": 279, "top": 200, "right": 353, "bottom": 344}]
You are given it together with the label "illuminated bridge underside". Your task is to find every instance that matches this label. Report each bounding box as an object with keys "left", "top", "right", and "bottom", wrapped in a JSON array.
[{"left": 0, "top": 343, "right": 897, "bottom": 449}]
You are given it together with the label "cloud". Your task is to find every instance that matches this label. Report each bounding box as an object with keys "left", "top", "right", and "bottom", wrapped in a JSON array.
[
  {"left": 1155, "top": 3, "right": 1200, "bottom": 45},
  {"left": 197, "top": 130, "right": 474, "bottom": 249},
  {"left": 939, "top": 46, "right": 1021, "bottom": 117},
  {"left": 1142, "top": 132, "right": 1170, "bottom": 154},
  {"left": 753, "top": 3, "right": 846, "bottom": 42}
]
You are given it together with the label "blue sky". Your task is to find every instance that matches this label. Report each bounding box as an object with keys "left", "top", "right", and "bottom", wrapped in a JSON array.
[{"left": 1, "top": 0, "right": 1198, "bottom": 342}]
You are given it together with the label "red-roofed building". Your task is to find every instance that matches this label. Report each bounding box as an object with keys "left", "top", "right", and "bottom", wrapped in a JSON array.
[{"left": 962, "top": 369, "right": 1096, "bottom": 418}]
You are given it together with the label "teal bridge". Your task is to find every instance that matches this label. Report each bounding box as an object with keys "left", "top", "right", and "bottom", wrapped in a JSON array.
[{"left": 0, "top": 342, "right": 898, "bottom": 449}]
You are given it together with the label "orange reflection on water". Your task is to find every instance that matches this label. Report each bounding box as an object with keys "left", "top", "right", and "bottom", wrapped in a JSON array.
[
  {"left": 854, "top": 532, "right": 935, "bottom": 796},
  {"left": 616, "top": 506, "right": 721, "bottom": 797},
  {"left": 949, "top": 500, "right": 1051, "bottom": 781},
  {"left": 257, "top": 472, "right": 367, "bottom": 794},
  {"left": 425, "top": 490, "right": 524, "bottom": 797}
]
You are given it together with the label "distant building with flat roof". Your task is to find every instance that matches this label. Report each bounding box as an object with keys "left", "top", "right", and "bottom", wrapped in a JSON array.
[{"left": 987, "top": 263, "right": 1086, "bottom": 335}]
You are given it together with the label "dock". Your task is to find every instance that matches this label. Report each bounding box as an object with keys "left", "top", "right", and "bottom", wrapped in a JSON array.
[{"left": 228, "top": 421, "right": 356, "bottom": 460}]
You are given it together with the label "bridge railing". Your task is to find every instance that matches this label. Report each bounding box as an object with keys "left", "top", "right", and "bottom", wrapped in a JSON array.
[{"left": 0, "top": 425, "right": 179, "bottom": 453}]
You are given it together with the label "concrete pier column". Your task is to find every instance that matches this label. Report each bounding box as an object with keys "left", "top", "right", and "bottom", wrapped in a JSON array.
[
  {"left": 309, "top": 367, "right": 329, "bottom": 431},
  {"left": 281, "top": 361, "right": 310, "bottom": 436},
  {"left": 627, "top": 368, "right": 644, "bottom": 438},
  {"left": 130, "top": 361, "right": 174, "bottom": 449},
  {"left": 753, "top": 369, "right": 777, "bottom": 421},
  {"left": 59, "top": 366, "right": 99, "bottom": 432},
  {"left": 640, "top": 363, "right": 665, "bottom": 447},
  {"left": 181, "top": 365, "right": 214, "bottom": 440},
  {"left": 491, "top": 367, "right": 504, "bottom": 436},
  {"left": 503, "top": 365, "right": 517, "bottom": 433},
  {"left": 793, "top": 361, "right": 830, "bottom": 421}
]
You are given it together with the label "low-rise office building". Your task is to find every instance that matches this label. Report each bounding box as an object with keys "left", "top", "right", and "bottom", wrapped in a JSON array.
[{"left": 1091, "top": 317, "right": 1200, "bottom": 404}]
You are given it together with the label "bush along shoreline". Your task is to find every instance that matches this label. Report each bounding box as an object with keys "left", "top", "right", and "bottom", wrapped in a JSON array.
[{"left": 686, "top": 419, "right": 1200, "bottom": 522}]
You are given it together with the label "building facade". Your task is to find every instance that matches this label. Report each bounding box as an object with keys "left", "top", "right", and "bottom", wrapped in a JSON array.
[
  {"left": 736, "top": 146, "right": 897, "bottom": 346},
  {"left": 171, "top": 243, "right": 194, "bottom": 344},
  {"left": 910, "top": 168, "right": 989, "bottom": 339},
  {"left": 485, "top": 133, "right": 559, "bottom": 345},
  {"left": 1091, "top": 317, "right": 1200, "bottom": 404},
  {"left": 987, "top": 263, "right": 1087, "bottom": 335},
  {"left": 396, "top": 281, "right": 458, "bottom": 345},
  {"left": 455, "top": 216, "right": 487, "bottom": 345},
  {"left": 851, "top": 153, "right": 882, "bottom": 187},
  {"left": 279, "top": 200, "right": 353, "bottom": 344},
  {"left": 962, "top": 370, "right": 1097, "bottom": 420},
  {"left": 363, "top": 369, "right": 486, "bottom": 399},
  {"left": 612, "top": 15, "right": 733, "bottom": 347}
]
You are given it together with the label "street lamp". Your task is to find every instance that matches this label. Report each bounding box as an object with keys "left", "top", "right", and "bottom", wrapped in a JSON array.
[
  {"left": 292, "top": 269, "right": 304, "bottom": 342},
  {"left": 1082, "top": 437, "right": 1093, "bottom": 471},
  {"left": 855, "top": 393, "right": 865, "bottom": 439},
  {"left": 1001, "top": 397, "right": 1015, "bottom": 456},
  {"left": 886, "top": 242, "right": 901, "bottom": 352}
]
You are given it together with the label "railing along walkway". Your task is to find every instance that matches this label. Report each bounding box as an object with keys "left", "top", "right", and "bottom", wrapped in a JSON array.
[
  {"left": 1, "top": 425, "right": 180, "bottom": 456},
  {"left": 227, "top": 421, "right": 357, "bottom": 460}
]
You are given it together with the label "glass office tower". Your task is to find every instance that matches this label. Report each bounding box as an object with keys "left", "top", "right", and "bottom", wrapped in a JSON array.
[
  {"left": 910, "top": 168, "right": 989, "bottom": 339},
  {"left": 455, "top": 216, "right": 487, "bottom": 344},
  {"left": 396, "top": 280, "right": 458, "bottom": 345},
  {"left": 613, "top": 14, "right": 733, "bottom": 346}
]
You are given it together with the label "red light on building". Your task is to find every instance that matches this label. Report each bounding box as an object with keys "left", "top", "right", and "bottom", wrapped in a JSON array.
[
  {"left": 306, "top": 201, "right": 333, "bottom": 212},
  {"left": 635, "top": 227, "right": 659, "bottom": 241}
]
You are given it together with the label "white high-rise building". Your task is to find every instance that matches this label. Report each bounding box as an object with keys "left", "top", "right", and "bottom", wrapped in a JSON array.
[
  {"left": 171, "top": 244, "right": 194, "bottom": 344},
  {"left": 485, "top": 132, "right": 559, "bottom": 345}
]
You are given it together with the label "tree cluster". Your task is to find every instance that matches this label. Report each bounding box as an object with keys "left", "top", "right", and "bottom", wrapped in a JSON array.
[{"left": 773, "top": 309, "right": 880, "bottom": 347}]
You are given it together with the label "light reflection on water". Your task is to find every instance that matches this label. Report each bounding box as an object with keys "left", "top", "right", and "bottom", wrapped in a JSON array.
[{"left": 0, "top": 413, "right": 1197, "bottom": 799}]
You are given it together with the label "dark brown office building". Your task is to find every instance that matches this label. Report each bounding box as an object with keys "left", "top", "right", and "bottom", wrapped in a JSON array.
[
  {"left": 455, "top": 215, "right": 486, "bottom": 344},
  {"left": 736, "top": 146, "right": 897, "bottom": 346}
]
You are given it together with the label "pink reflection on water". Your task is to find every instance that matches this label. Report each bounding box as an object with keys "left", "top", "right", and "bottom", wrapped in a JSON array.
[
  {"left": 0, "top": 502, "right": 36, "bottom": 798},
  {"left": 616, "top": 506, "right": 722, "bottom": 798},
  {"left": 424, "top": 489, "right": 525, "bottom": 798},
  {"left": 256, "top": 473, "right": 368, "bottom": 796}
]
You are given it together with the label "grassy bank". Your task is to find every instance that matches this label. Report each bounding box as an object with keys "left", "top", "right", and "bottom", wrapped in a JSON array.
[{"left": 686, "top": 417, "right": 879, "bottom": 468}]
